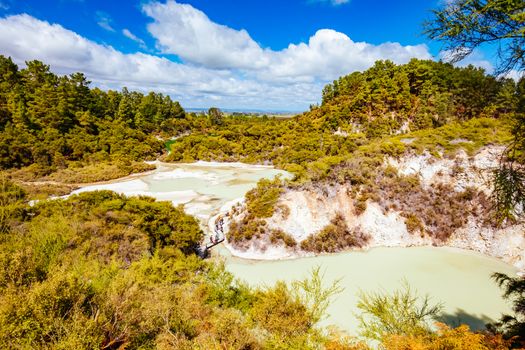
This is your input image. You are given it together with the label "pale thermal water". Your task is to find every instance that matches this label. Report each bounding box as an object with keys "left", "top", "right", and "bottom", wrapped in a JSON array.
[
  {"left": 226, "top": 246, "right": 517, "bottom": 334},
  {"left": 74, "top": 162, "right": 518, "bottom": 335},
  {"left": 72, "top": 161, "right": 288, "bottom": 226}
]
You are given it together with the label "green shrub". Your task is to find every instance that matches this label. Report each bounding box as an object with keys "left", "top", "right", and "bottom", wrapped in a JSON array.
[
  {"left": 250, "top": 281, "right": 312, "bottom": 337},
  {"left": 357, "top": 282, "right": 443, "bottom": 342},
  {"left": 300, "top": 213, "right": 370, "bottom": 253},
  {"left": 0, "top": 177, "right": 26, "bottom": 233},
  {"left": 245, "top": 178, "right": 284, "bottom": 218}
]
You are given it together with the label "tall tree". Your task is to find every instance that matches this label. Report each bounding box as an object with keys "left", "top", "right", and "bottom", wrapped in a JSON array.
[{"left": 424, "top": 0, "right": 525, "bottom": 75}]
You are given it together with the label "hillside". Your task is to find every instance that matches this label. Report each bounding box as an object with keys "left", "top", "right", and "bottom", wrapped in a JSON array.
[
  {"left": 167, "top": 59, "right": 523, "bottom": 182},
  {"left": 0, "top": 56, "right": 191, "bottom": 192}
]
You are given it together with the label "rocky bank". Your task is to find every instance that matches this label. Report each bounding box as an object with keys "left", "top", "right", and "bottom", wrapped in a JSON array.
[{"left": 224, "top": 145, "right": 525, "bottom": 274}]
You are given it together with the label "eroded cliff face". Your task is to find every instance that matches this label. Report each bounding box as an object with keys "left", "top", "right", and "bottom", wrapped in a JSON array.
[{"left": 225, "top": 146, "right": 525, "bottom": 273}]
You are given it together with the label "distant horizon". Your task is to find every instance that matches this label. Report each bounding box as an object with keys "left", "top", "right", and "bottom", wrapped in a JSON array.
[{"left": 184, "top": 107, "right": 304, "bottom": 115}]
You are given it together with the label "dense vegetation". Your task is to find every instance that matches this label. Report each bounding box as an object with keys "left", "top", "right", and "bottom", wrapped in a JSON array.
[
  {"left": 167, "top": 59, "right": 521, "bottom": 181},
  {"left": 300, "top": 213, "right": 370, "bottom": 253},
  {"left": 228, "top": 117, "right": 510, "bottom": 246},
  {"left": 228, "top": 177, "right": 286, "bottom": 245},
  {"left": 0, "top": 48, "right": 523, "bottom": 347},
  {"left": 0, "top": 56, "right": 191, "bottom": 184},
  {"left": 319, "top": 59, "right": 517, "bottom": 132},
  {"left": 2, "top": 178, "right": 521, "bottom": 349},
  {"left": 196, "top": 61, "right": 518, "bottom": 249},
  {"left": 0, "top": 179, "right": 354, "bottom": 349}
]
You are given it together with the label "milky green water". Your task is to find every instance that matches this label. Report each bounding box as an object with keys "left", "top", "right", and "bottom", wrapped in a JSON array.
[
  {"left": 75, "top": 162, "right": 518, "bottom": 335},
  {"left": 73, "top": 161, "right": 289, "bottom": 224},
  {"left": 227, "top": 246, "right": 517, "bottom": 334}
]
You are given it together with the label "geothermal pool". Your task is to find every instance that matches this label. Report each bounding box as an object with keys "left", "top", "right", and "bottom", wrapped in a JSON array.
[{"left": 73, "top": 161, "right": 517, "bottom": 334}]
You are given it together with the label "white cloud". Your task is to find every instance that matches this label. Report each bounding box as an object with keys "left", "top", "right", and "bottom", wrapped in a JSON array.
[
  {"left": 0, "top": 14, "right": 320, "bottom": 109},
  {"left": 505, "top": 70, "right": 524, "bottom": 81},
  {"left": 0, "top": 5, "right": 433, "bottom": 110},
  {"left": 142, "top": 0, "right": 431, "bottom": 79},
  {"left": 439, "top": 48, "right": 494, "bottom": 73},
  {"left": 122, "top": 28, "right": 146, "bottom": 49},
  {"left": 96, "top": 11, "right": 114, "bottom": 32},
  {"left": 143, "top": 1, "right": 268, "bottom": 69},
  {"left": 262, "top": 29, "right": 431, "bottom": 82}
]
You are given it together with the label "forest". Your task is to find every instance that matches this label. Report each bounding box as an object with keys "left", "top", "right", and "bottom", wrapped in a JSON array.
[
  {"left": 0, "top": 56, "right": 192, "bottom": 187},
  {"left": 2, "top": 56, "right": 523, "bottom": 184},
  {"left": 166, "top": 59, "right": 523, "bottom": 181}
]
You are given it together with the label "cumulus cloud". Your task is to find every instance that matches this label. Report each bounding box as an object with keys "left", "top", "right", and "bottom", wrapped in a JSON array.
[
  {"left": 0, "top": 16, "right": 228, "bottom": 91},
  {"left": 142, "top": 0, "right": 431, "bottom": 79},
  {"left": 0, "top": 2, "right": 434, "bottom": 110},
  {"left": 143, "top": 1, "right": 268, "bottom": 69},
  {"left": 0, "top": 14, "right": 321, "bottom": 109},
  {"left": 262, "top": 29, "right": 431, "bottom": 82},
  {"left": 122, "top": 28, "right": 146, "bottom": 49}
]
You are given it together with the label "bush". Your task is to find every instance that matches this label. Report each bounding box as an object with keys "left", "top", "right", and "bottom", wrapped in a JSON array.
[
  {"left": 0, "top": 182, "right": 342, "bottom": 348},
  {"left": 228, "top": 177, "right": 285, "bottom": 244},
  {"left": 245, "top": 177, "right": 284, "bottom": 218},
  {"left": 403, "top": 212, "right": 425, "bottom": 235},
  {"left": 357, "top": 282, "right": 442, "bottom": 342},
  {"left": 0, "top": 177, "right": 26, "bottom": 233},
  {"left": 250, "top": 281, "right": 312, "bottom": 337},
  {"left": 300, "top": 213, "right": 370, "bottom": 253},
  {"left": 270, "top": 229, "right": 297, "bottom": 248}
]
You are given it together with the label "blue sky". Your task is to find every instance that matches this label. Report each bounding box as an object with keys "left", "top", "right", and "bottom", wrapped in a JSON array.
[{"left": 0, "top": 0, "right": 498, "bottom": 111}]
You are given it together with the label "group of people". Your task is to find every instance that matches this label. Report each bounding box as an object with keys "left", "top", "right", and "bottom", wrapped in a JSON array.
[{"left": 210, "top": 217, "right": 224, "bottom": 244}]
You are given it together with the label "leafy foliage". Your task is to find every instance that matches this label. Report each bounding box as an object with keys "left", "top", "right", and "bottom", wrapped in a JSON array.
[
  {"left": 0, "top": 185, "right": 344, "bottom": 349},
  {"left": 424, "top": 0, "right": 525, "bottom": 74},
  {"left": 357, "top": 282, "right": 443, "bottom": 342},
  {"left": 0, "top": 56, "right": 188, "bottom": 182},
  {"left": 490, "top": 273, "right": 525, "bottom": 347},
  {"left": 492, "top": 113, "right": 525, "bottom": 221},
  {"left": 492, "top": 161, "right": 525, "bottom": 222}
]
